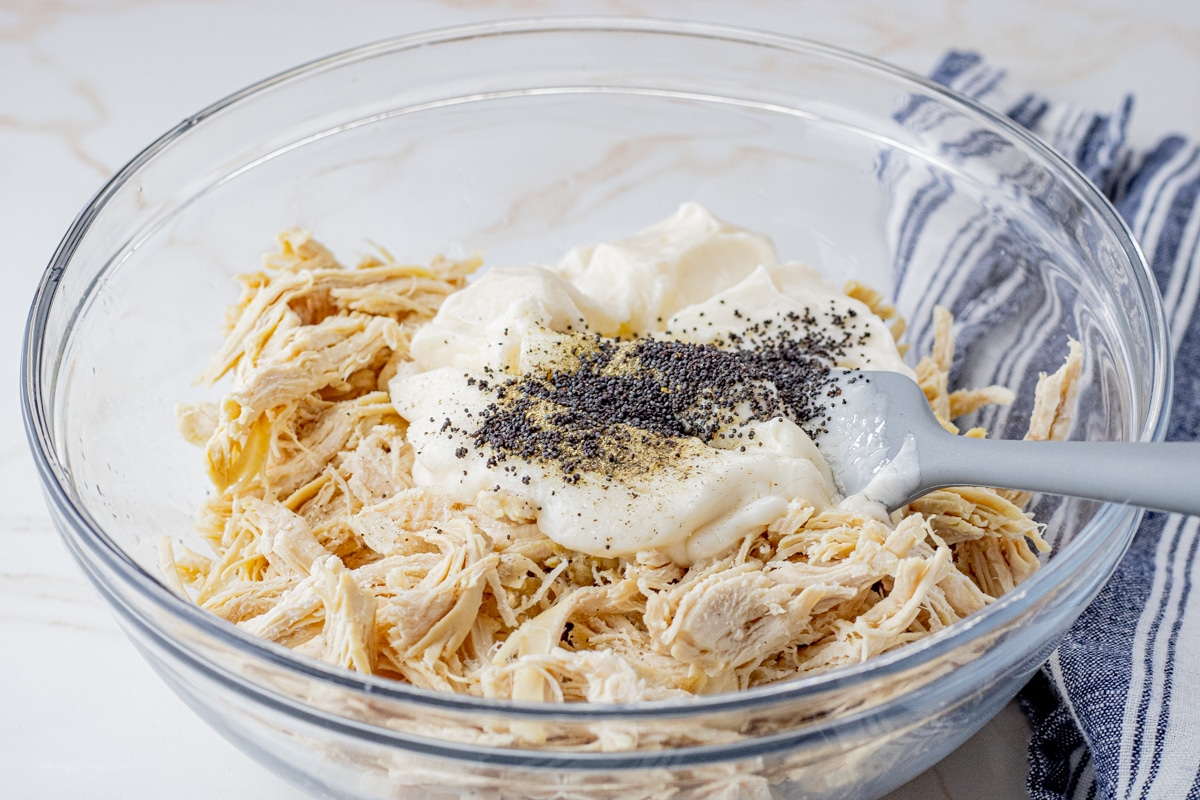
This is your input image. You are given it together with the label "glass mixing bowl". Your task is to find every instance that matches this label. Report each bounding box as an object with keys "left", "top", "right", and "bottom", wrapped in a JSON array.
[{"left": 22, "top": 18, "right": 1169, "bottom": 800}]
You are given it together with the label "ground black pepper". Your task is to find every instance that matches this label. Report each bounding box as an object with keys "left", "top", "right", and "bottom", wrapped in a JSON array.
[{"left": 446, "top": 306, "right": 867, "bottom": 482}]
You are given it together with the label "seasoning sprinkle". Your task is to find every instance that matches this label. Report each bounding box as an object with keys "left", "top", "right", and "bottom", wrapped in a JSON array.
[{"left": 444, "top": 307, "right": 867, "bottom": 483}]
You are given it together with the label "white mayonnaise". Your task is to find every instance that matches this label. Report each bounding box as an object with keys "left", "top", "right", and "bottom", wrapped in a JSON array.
[{"left": 391, "top": 204, "right": 914, "bottom": 563}]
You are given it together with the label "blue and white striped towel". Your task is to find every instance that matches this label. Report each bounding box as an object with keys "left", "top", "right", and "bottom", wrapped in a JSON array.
[{"left": 912, "top": 52, "right": 1200, "bottom": 800}]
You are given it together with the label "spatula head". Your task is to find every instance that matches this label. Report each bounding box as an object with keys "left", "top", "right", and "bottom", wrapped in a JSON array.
[{"left": 816, "top": 370, "right": 945, "bottom": 509}]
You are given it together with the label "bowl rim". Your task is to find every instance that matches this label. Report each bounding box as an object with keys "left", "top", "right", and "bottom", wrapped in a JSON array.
[{"left": 21, "top": 15, "right": 1172, "bottom": 730}]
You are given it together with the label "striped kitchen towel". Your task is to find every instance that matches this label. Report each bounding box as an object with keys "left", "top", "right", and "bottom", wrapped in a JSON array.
[{"left": 903, "top": 51, "right": 1200, "bottom": 800}]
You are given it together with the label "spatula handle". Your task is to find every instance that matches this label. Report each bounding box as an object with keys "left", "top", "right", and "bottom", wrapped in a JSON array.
[{"left": 919, "top": 439, "right": 1200, "bottom": 516}]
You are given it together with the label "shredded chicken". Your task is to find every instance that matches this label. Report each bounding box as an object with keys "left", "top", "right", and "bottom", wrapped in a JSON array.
[{"left": 169, "top": 230, "right": 1079, "bottom": 763}]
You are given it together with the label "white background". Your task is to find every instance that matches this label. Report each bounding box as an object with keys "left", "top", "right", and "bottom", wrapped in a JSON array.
[{"left": 4, "top": 1, "right": 1198, "bottom": 797}]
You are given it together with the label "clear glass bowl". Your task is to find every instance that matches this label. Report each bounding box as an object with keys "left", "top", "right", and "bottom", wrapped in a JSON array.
[{"left": 22, "top": 18, "right": 1169, "bottom": 800}]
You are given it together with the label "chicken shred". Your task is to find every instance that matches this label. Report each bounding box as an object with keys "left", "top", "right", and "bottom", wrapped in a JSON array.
[{"left": 171, "top": 233, "right": 1080, "bottom": 727}]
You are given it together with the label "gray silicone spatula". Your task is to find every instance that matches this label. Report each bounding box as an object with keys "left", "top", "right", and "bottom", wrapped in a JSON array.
[{"left": 818, "top": 370, "right": 1200, "bottom": 515}]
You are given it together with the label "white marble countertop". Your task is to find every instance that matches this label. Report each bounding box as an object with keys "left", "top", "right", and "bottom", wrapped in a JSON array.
[{"left": 4, "top": 1, "right": 1197, "bottom": 798}]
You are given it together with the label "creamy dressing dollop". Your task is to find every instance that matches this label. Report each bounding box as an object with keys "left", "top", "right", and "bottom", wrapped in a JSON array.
[{"left": 390, "top": 204, "right": 915, "bottom": 563}]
